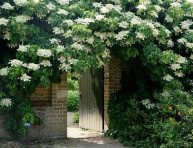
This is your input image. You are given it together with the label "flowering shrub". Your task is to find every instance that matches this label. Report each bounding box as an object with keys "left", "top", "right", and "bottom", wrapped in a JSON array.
[{"left": 0, "top": 0, "right": 193, "bottom": 144}]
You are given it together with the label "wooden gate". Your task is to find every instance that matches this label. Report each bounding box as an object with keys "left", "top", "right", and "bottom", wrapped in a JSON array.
[{"left": 79, "top": 69, "right": 104, "bottom": 132}]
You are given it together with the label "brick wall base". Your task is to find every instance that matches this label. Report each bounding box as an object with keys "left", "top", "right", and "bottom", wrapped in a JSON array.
[{"left": 0, "top": 74, "right": 67, "bottom": 139}]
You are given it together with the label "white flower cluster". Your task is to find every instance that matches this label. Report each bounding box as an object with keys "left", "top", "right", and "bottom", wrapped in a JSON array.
[
  {"left": 28, "top": 63, "right": 40, "bottom": 71},
  {"left": 20, "top": 74, "right": 31, "bottom": 82},
  {"left": 17, "top": 45, "right": 30, "bottom": 52},
  {"left": 170, "top": 2, "right": 181, "bottom": 8},
  {"left": 0, "top": 18, "right": 9, "bottom": 26},
  {"left": 0, "top": 98, "right": 12, "bottom": 107},
  {"left": 14, "top": 0, "right": 28, "bottom": 6},
  {"left": 181, "top": 20, "right": 193, "bottom": 30},
  {"left": 15, "top": 15, "right": 31, "bottom": 23},
  {"left": 63, "top": 20, "right": 74, "bottom": 26},
  {"left": 9, "top": 59, "right": 23, "bottom": 67},
  {"left": 115, "top": 31, "right": 129, "bottom": 41},
  {"left": 95, "top": 15, "right": 105, "bottom": 21},
  {"left": 53, "top": 27, "right": 64, "bottom": 34},
  {"left": 1, "top": 2, "right": 14, "bottom": 10},
  {"left": 118, "top": 21, "right": 129, "bottom": 29},
  {"left": 46, "top": 2, "right": 56, "bottom": 11},
  {"left": 56, "top": 45, "right": 65, "bottom": 53},
  {"left": 137, "top": 4, "right": 147, "bottom": 11},
  {"left": 40, "top": 60, "right": 52, "bottom": 67},
  {"left": 141, "top": 99, "right": 155, "bottom": 109},
  {"left": 136, "top": 32, "right": 145, "bottom": 40},
  {"left": 71, "top": 42, "right": 84, "bottom": 50},
  {"left": 57, "top": 0, "right": 69, "bottom": 5},
  {"left": 86, "top": 37, "right": 94, "bottom": 44},
  {"left": 162, "top": 74, "right": 174, "bottom": 81},
  {"left": 37, "top": 49, "right": 52, "bottom": 58},
  {"left": 0, "top": 67, "right": 9, "bottom": 76},
  {"left": 57, "top": 9, "right": 69, "bottom": 15},
  {"left": 75, "top": 18, "right": 95, "bottom": 25}
]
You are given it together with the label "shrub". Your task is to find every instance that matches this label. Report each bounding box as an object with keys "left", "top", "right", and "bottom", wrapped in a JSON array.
[
  {"left": 73, "top": 111, "right": 79, "bottom": 123},
  {"left": 107, "top": 90, "right": 193, "bottom": 147},
  {"left": 67, "top": 91, "right": 79, "bottom": 112}
]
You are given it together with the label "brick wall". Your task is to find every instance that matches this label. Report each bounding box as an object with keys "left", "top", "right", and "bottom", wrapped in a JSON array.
[
  {"left": 0, "top": 74, "right": 67, "bottom": 139},
  {"left": 104, "top": 58, "right": 125, "bottom": 131}
]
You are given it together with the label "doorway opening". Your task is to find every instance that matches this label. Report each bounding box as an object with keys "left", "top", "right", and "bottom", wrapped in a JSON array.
[{"left": 67, "top": 69, "right": 104, "bottom": 139}]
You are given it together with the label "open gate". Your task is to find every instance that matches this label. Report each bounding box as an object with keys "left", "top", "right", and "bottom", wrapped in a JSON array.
[{"left": 79, "top": 69, "right": 104, "bottom": 132}]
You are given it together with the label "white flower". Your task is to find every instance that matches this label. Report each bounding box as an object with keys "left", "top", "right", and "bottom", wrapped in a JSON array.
[
  {"left": 187, "top": 0, "right": 193, "bottom": 4},
  {"left": 0, "top": 67, "right": 9, "bottom": 76},
  {"left": 17, "top": 45, "right": 29, "bottom": 52},
  {"left": 71, "top": 42, "right": 84, "bottom": 50},
  {"left": 181, "top": 20, "right": 193, "bottom": 30},
  {"left": 57, "top": 0, "right": 69, "bottom": 5},
  {"left": 37, "top": 49, "right": 52, "bottom": 58},
  {"left": 3, "top": 31, "right": 11, "bottom": 40},
  {"left": 174, "top": 71, "right": 184, "bottom": 77},
  {"left": 186, "top": 42, "right": 193, "bottom": 48},
  {"left": 14, "top": 0, "right": 28, "bottom": 6},
  {"left": 63, "top": 20, "right": 74, "bottom": 26},
  {"left": 40, "top": 60, "right": 52, "bottom": 67},
  {"left": 136, "top": 32, "right": 145, "bottom": 40},
  {"left": 53, "top": 27, "right": 64, "bottom": 34},
  {"left": 75, "top": 18, "right": 95, "bottom": 25},
  {"left": 162, "top": 74, "right": 174, "bottom": 81},
  {"left": 33, "top": 0, "right": 40, "bottom": 3},
  {"left": 95, "top": 15, "right": 105, "bottom": 21},
  {"left": 167, "top": 40, "right": 174, "bottom": 47},
  {"left": 177, "top": 56, "right": 187, "bottom": 64},
  {"left": 68, "top": 58, "right": 79, "bottom": 65},
  {"left": 178, "top": 38, "right": 187, "bottom": 44},
  {"left": 170, "top": 64, "right": 181, "bottom": 71},
  {"left": 9, "top": 59, "right": 23, "bottom": 67},
  {"left": 154, "top": 5, "right": 162, "bottom": 12},
  {"left": 114, "top": 31, "right": 129, "bottom": 41},
  {"left": 86, "top": 38, "right": 94, "bottom": 44},
  {"left": 20, "top": 74, "right": 31, "bottom": 82},
  {"left": 56, "top": 45, "right": 65, "bottom": 53},
  {"left": 94, "top": 32, "right": 107, "bottom": 40},
  {"left": 100, "top": 6, "right": 110, "bottom": 14},
  {"left": 0, "top": 98, "right": 12, "bottom": 107},
  {"left": 152, "top": 29, "right": 159, "bottom": 37},
  {"left": 28, "top": 63, "right": 40, "bottom": 71},
  {"left": 170, "top": 2, "right": 181, "bottom": 8},
  {"left": 141, "top": 99, "right": 155, "bottom": 109},
  {"left": 173, "top": 26, "right": 181, "bottom": 34},
  {"left": 92, "top": 2, "right": 102, "bottom": 8},
  {"left": 190, "top": 54, "right": 193, "bottom": 60},
  {"left": 150, "top": 11, "right": 158, "bottom": 18},
  {"left": 57, "top": 9, "right": 69, "bottom": 15},
  {"left": 15, "top": 15, "right": 31, "bottom": 23},
  {"left": 64, "top": 30, "right": 72, "bottom": 37},
  {"left": 49, "top": 38, "right": 61, "bottom": 45},
  {"left": 165, "top": 15, "right": 173, "bottom": 22},
  {"left": 137, "top": 4, "right": 147, "bottom": 11},
  {"left": 1, "top": 2, "right": 14, "bottom": 9},
  {"left": 59, "top": 63, "right": 71, "bottom": 70},
  {"left": 46, "top": 2, "right": 56, "bottom": 11},
  {"left": 0, "top": 18, "right": 9, "bottom": 26},
  {"left": 130, "top": 17, "right": 141, "bottom": 26},
  {"left": 118, "top": 21, "right": 129, "bottom": 29}
]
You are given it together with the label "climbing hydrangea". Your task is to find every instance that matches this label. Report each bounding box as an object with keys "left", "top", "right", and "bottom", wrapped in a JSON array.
[{"left": 0, "top": 0, "right": 193, "bottom": 145}]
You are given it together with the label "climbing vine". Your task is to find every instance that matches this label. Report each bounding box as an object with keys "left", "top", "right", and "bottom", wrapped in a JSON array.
[{"left": 0, "top": 0, "right": 193, "bottom": 144}]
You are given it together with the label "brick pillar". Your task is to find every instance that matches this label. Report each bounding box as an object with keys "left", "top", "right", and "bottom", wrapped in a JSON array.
[
  {"left": 104, "top": 58, "right": 123, "bottom": 131},
  {"left": 28, "top": 74, "right": 67, "bottom": 139}
]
